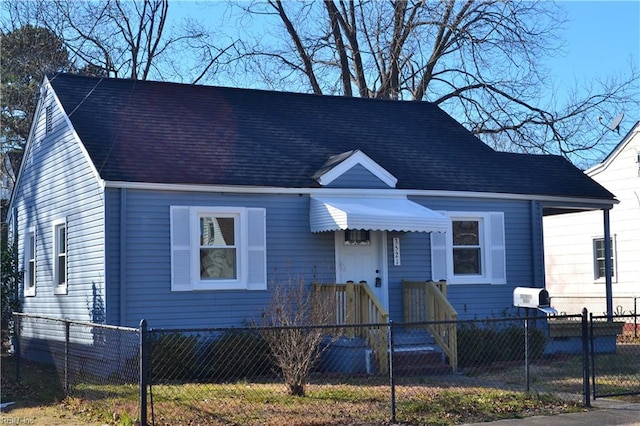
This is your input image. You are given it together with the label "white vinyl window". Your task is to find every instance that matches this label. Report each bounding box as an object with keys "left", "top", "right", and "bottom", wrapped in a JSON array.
[
  {"left": 199, "top": 214, "right": 238, "bottom": 281},
  {"left": 170, "top": 206, "right": 267, "bottom": 291},
  {"left": 24, "top": 227, "right": 36, "bottom": 297},
  {"left": 53, "top": 218, "right": 68, "bottom": 294},
  {"left": 431, "top": 212, "right": 506, "bottom": 285},
  {"left": 452, "top": 219, "right": 482, "bottom": 275}
]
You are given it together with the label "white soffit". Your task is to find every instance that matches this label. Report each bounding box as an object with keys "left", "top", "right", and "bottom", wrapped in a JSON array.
[{"left": 310, "top": 196, "right": 448, "bottom": 233}]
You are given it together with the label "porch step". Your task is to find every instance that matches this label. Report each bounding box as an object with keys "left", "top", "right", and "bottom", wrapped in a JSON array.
[{"left": 392, "top": 346, "right": 452, "bottom": 376}]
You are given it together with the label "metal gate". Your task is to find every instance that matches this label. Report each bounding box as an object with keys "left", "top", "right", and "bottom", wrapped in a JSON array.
[{"left": 591, "top": 313, "right": 640, "bottom": 399}]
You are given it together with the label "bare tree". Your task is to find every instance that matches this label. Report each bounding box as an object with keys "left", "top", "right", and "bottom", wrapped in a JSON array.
[
  {"left": 260, "top": 276, "right": 339, "bottom": 397},
  {"left": 1, "top": 0, "right": 237, "bottom": 83},
  {"left": 234, "top": 0, "right": 639, "bottom": 167}
]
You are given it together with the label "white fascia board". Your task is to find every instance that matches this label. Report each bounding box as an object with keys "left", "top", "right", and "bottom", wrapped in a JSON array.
[
  {"left": 586, "top": 121, "right": 640, "bottom": 177},
  {"left": 104, "top": 180, "right": 618, "bottom": 209},
  {"left": 7, "top": 78, "right": 50, "bottom": 216},
  {"left": 316, "top": 150, "right": 398, "bottom": 187}
]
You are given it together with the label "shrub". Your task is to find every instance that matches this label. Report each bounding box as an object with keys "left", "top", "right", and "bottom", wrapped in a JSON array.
[
  {"left": 204, "top": 330, "right": 276, "bottom": 381},
  {"left": 260, "top": 280, "right": 338, "bottom": 396},
  {"left": 1, "top": 242, "right": 21, "bottom": 332},
  {"left": 149, "top": 332, "right": 198, "bottom": 382},
  {"left": 457, "top": 322, "right": 546, "bottom": 368}
]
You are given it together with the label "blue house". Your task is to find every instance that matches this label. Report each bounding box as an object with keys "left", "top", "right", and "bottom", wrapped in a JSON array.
[{"left": 7, "top": 74, "right": 616, "bottom": 371}]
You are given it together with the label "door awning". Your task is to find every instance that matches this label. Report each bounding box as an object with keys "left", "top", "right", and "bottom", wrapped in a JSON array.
[{"left": 310, "top": 196, "right": 448, "bottom": 233}]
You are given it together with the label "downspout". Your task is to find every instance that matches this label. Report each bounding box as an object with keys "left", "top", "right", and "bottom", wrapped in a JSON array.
[
  {"left": 531, "top": 201, "right": 543, "bottom": 288},
  {"left": 603, "top": 208, "right": 613, "bottom": 321},
  {"left": 119, "top": 189, "right": 127, "bottom": 326}
]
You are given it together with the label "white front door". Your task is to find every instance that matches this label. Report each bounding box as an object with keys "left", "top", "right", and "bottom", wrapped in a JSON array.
[{"left": 335, "top": 230, "right": 388, "bottom": 309}]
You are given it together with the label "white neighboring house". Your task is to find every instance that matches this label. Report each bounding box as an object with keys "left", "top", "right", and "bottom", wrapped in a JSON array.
[{"left": 544, "top": 121, "right": 640, "bottom": 316}]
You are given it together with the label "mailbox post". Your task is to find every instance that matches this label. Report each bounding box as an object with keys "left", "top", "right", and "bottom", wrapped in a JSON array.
[{"left": 513, "top": 287, "right": 557, "bottom": 392}]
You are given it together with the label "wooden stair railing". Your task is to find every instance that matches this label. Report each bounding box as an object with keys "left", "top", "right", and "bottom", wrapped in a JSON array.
[
  {"left": 313, "top": 282, "right": 389, "bottom": 373},
  {"left": 402, "top": 280, "right": 458, "bottom": 373}
]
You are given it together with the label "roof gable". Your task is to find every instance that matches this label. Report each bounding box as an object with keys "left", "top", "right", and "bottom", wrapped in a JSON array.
[
  {"left": 587, "top": 121, "right": 640, "bottom": 177},
  {"left": 45, "top": 73, "right": 615, "bottom": 201},
  {"left": 313, "top": 150, "right": 397, "bottom": 188}
]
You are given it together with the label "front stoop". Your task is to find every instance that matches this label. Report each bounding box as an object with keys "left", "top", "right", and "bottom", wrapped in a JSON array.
[
  {"left": 391, "top": 346, "right": 452, "bottom": 375},
  {"left": 390, "top": 328, "right": 451, "bottom": 375}
]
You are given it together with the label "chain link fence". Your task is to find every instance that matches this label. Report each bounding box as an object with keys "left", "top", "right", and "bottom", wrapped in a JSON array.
[
  {"left": 591, "top": 313, "right": 640, "bottom": 399},
  {"left": 551, "top": 295, "right": 638, "bottom": 319},
  {"left": 145, "top": 314, "right": 595, "bottom": 425},
  {"left": 8, "top": 311, "right": 639, "bottom": 425},
  {"left": 12, "top": 313, "right": 140, "bottom": 421}
]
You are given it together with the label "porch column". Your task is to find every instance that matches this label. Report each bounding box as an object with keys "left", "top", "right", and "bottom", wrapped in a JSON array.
[{"left": 603, "top": 208, "right": 613, "bottom": 321}]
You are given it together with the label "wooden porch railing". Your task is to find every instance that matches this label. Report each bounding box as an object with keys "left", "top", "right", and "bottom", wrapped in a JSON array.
[
  {"left": 402, "top": 280, "right": 458, "bottom": 372},
  {"left": 313, "top": 282, "right": 390, "bottom": 373}
]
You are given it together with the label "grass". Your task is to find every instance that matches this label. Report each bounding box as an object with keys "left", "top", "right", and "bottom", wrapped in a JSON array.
[
  {"left": 1, "top": 354, "right": 65, "bottom": 405},
  {"left": 2, "top": 353, "right": 585, "bottom": 425},
  {"left": 7, "top": 347, "right": 640, "bottom": 425}
]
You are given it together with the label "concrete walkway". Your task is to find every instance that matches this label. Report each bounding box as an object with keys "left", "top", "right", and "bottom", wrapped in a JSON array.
[{"left": 464, "top": 399, "right": 640, "bottom": 425}]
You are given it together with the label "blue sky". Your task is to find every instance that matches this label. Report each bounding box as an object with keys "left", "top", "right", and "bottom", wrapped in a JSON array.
[
  {"left": 551, "top": 1, "right": 639, "bottom": 82},
  {"left": 546, "top": 1, "right": 639, "bottom": 130}
]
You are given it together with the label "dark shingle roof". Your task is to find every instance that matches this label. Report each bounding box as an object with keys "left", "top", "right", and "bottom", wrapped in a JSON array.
[{"left": 48, "top": 73, "right": 614, "bottom": 200}]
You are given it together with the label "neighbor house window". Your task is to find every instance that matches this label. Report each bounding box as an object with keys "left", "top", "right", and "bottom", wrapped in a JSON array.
[
  {"left": 170, "top": 206, "right": 266, "bottom": 291},
  {"left": 53, "top": 219, "right": 67, "bottom": 294},
  {"left": 431, "top": 212, "right": 506, "bottom": 285},
  {"left": 24, "top": 228, "right": 36, "bottom": 297},
  {"left": 593, "top": 237, "right": 615, "bottom": 280}
]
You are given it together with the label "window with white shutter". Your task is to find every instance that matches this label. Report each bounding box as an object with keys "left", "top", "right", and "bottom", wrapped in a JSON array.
[
  {"left": 170, "top": 206, "right": 267, "bottom": 291},
  {"left": 431, "top": 212, "right": 506, "bottom": 285}
]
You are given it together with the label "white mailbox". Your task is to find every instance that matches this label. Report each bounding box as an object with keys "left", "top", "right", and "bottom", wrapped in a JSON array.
[{"left": 513, "top": 287, "right": 557, "bottom": 314}]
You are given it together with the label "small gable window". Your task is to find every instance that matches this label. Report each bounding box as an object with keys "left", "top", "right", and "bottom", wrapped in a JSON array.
[
  {"left": 170, "top": 206, "right": 267, "bottom": 291},
  {"left": 45, "top": 104, "right": 53, "bottom": 134}
]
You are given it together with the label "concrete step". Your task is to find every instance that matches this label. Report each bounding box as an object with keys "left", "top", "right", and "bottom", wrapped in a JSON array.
[{"left": 391, "top": 346, "right": 452, "bottom": 376}]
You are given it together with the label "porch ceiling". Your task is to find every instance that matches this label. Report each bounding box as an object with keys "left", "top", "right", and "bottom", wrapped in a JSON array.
[{"left": 310, "top": 196, "right": 448, "bottom": 233}]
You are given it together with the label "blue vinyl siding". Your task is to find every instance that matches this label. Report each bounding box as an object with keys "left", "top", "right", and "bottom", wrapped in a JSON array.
[
  {"left": 325, "top": 164, "right": 391, "bottom": 188},
  {"left": 410, "top": 196, "right": 537, "bottom": 320},
  {"left": 105, "top": 190, "right": 540, "bottom": 327},
  {"left": 107, "top": 190, "right": 336, "bottom": 328},
  {"left": 11, "top": 90, "right": 106, "bottom": 322}
]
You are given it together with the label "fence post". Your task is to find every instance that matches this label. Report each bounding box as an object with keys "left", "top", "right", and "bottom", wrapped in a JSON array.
[
  {"left": 581, "top": 308, "right": 591, "bottom": 407},
  {"left": 524, "top": 309, "right": 530, "bottom": 392},
  {"left": 139, "top": 319, "right": 148, "bottom": 426},
  {"left": 64, "top": 319, "right": 70, "bottom": 395},
  {"left": 388, "top": 320, "right": 396, "bottom": 424},
  {"left": 635, "top": 297, "right": 638, "bottom": 339}
]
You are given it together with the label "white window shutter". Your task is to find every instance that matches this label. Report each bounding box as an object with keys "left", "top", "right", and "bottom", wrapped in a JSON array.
[
  {"left": 246, "top": 208, "right": 267, "bottom": 290},
  {"left": 430, "top": 232, "right": 447, "bottom": 282},
  {"left": 170, "top": 206, "right": 192, "bottom": 291},
  {"left": 488, "top": 212, "right": 506, "bottom": 284}
]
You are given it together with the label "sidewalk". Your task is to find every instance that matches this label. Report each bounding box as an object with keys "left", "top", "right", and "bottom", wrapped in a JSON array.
[{"left": 464, "top": 399, "right": 640, "bottom": 425}]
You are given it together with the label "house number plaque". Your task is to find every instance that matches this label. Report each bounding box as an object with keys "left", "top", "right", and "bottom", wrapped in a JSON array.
[{"left": 393, "top": 237, "right": 401, "bottom": 266}]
